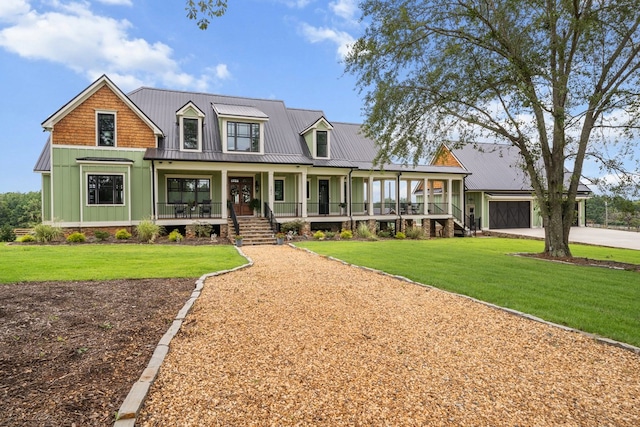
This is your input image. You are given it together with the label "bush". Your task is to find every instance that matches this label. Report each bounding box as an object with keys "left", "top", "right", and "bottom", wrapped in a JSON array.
[
  {"left": 94, "top": 230, "right": 110, "bottom": 241},
  {"left": 193, "top": 221, "right": 212, "bottom": 238},
  {"left": 356, "top": 222, "right": 373, "bottom": 239},
  {"left": 281, "top": 219, "right": 304, "bottom": 235},
  {"left": 313, "top": 230, "right": 326, "bottom": 240},
  {"left": 168, "top": 229, "right": 183, "bottom": 242},
  {"left": 405, "top": 226, "right": 423, "bottom": 239},
  {"left": 395, "top": 231, "right": 406, "bottom": 239},
  {"left": 340, "top": 229, "right": 353, "bottom": 240},
  {"left": 115, "top": 229, "right": 132, "bottom": 240},
  {"left": 0, "top": 225, "right": 15, "bottom": 242},
  {"left": 325, "top": 231, "right": 336, "bottom": 239},
  {"left": 136, "top": 219, "right": 161, "bottom": 243},
  {"left": 18, "top": 234, "right": 35, "bottom": 243},
  {"left": 66, "top": 232, "right": 86, "bottom": 243},
  {"left": 33, "top": 223, "right": 63, "bottom": 243},
  {"left": 377, "top": 230, "right": 391, "bottom": 238}
]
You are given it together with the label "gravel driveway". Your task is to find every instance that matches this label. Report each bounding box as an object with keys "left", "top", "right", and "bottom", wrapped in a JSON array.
[{"left": 137, "top": 245, "right": 640, "bottom": 426}]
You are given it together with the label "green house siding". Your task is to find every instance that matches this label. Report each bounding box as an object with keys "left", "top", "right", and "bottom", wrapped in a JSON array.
[
  {"left": 41, "top": 174, "right": 52, "bottom": 222},
  {"left": 51, "top": 147, "right": 150, "bottom": 225}
]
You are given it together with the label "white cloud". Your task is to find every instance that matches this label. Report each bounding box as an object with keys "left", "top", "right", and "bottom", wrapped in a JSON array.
[
  {"left": 96, "top": 0, "right": 132, "bottom": 5},
  {"left": 0, "top": 0, "right": 30, "bottom": 22},
  {"left": 299, "top": 22, "right": 355, "bottom": 59},
  {"left": 0, "top": 1, "right": 216, "bottom": 92},
  {"left": 329, "top": 0, "right": 358, "bottom": 22},
  {"left": 214, "top": 63, "right": 230, "bottom": 80}
]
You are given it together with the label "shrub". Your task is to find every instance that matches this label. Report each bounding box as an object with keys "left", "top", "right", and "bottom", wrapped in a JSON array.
[
  {"left": 33, "top": 223, "right": 63, "bottom": 243},
  {"left": 405, "top": 226, "right": 423, "bottom": 239},
  {"left": 18, "top": 234, "right": 35, "bottom": 243},
  {"left": 281, "top": 219, "right": 304, "bottom": 235},
  {"left": 340, "top": 229, "right": 353, "bottom": 240},
  {"left": 168, "top": 229, "right": 183, "bottom": 242},
  {"left": 377, "top": 230, "right": 391, "bottom": 238},
  {"left": 356, "top": 222, "right": 373, "bottom": 239},
  {"left": 136, "top": 219, "right": 161, "bottom": 243},
  {"left": 325, "top": 231, "right": 336, "bottom": 239},
  {"left": 0, "top": 225, "right": 15, "bottom": 242},
  {"left": 115, "top": 229, "right": 132, "bottom": 240},
  {"left": 313, "top": 230, "right": 326, "bottom": 240},
  {"left": 193, "top": 221, "right": 212, "bottom": 238},
  {"left": 66, "top": 232, "right": 86, "bottom": 243},
  {"left": 94, "top": 230, "right": 110, "bottom": 241},
  {"left": 395, "top": 231, "right": 406, "bottom": 239}
]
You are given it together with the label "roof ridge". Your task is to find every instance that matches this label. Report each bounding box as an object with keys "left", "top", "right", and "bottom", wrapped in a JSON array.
[{"left": 128, "top": 86, "right": 287, "bottom": 105}]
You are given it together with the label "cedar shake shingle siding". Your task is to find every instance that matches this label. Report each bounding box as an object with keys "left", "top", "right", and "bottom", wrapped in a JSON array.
[{"left": 52, "top": 86, "right": 156, "bottom": 148}]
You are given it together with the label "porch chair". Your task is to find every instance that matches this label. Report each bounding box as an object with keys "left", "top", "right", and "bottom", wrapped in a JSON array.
[
  {"left": 200, "top": 200, "right": 212, "bottom": 217},
  {"left": 174, "top": 203, "right": 186, "bottom": 218}
]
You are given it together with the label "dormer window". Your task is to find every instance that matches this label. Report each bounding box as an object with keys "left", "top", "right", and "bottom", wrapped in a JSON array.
[
  {"left": 97, "top": 112, "right": 116, "bottom": 147},
  {"left": 300, "top": 116, "right": 333, "bottom": 160},
  {"left": 227, "top": 122, "right": 260, "bottom": 152},
  {"left": 316, "top": 130, "right": 328, "bottom": 158},
  {"left": 177, "top": 101, "right": 205, "bottom": 152}
]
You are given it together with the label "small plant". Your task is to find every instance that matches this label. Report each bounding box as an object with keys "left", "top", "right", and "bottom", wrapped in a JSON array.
[
  {"left": 193, "top": 221, "right": 212, "bottom": 237},
  {"left": 356, "top": 222, "right": 373, "bottom": 239},
  {"left": 313, "top": 230, "right": 326, "bottom": 240},
  {"left": 325, "top": 231, "right": 336, "bottom": 239},
  {"left": 405, "top": 227, "right": 423, "bottom": 239},
  {"left": 275, "top": 232, "right": 285, "bottom": 239},
  {"left": 168, "top": 229, "right": 184, "bottom": 242},
  {"left": 234, "top": 235, "right": 243, "bottom": 240},
  {"left": 18, "top": 234, "right": 36, "bottom": 243},
  {"left": 100, "top": 321, "right": 114, "bottom": 330},
  {"left": 33, "top": 223, "right": 63, "bottom": 243},
  {"left": 136, "top": 219, "right": 161, "bottom": 243},
  {"left": 395, "top": 231, "right": 406, "bottom": 239},
  {"left": 66, "top": 232, "right": 86, "bottom": 243},
  {"left": 0, "top": 225, "right": 15, "bottom": 242},
  {"left": 281, "top": 219, "right": 304, "bottom": 235},
  {"left": 115, "top": 229, "right": 132, "bottom": 240},
  {"left": 340, "top": 229, "right": 353, "bottom": 240},
  {"left": 249, "top": 198, "right": 261, "bottom": 211},
  {"left": 94, "top": 230, "right": 110, "bottom": 241},
  {"left": 377, "top": 230, "right": 391, "bottom": 238}
]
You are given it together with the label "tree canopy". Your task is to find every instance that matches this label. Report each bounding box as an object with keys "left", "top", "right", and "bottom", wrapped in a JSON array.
[
  {"left": 345, "top": 0, "right": 640, "bottom": 257},
  {"left": 186, "top": 0, "right": 228, "bottom": 30}
]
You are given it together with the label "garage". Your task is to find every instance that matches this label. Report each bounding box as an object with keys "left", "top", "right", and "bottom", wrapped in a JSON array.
[{"left": 489, "top": 201, "right": 531, "bottom": 229}]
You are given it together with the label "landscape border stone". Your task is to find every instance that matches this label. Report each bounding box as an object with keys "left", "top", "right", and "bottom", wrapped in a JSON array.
[{"left": 113, "top": 246, "right": 253, "bottom": 426}]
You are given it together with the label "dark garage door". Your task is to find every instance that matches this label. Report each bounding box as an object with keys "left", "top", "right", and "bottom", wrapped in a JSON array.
[{"left": 489, "top": 201, "right": 530, "bottom": 229}]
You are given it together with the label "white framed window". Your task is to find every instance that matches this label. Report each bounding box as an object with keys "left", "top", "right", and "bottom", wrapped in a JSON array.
[
  {"left": 87, "top": 174, "right": 124, "bottom": 205},
  {"left": 222, "top": 120, "right": 265, "bottom": 154},
  {"left": 96, "top": 111, "right": 116, "bottom": 147},
  {"left": 274, "top": 178, "right": 285, "bottom": 201},
  {"left": 316, "top": 130, "right": 329, "bottom": 158},
  {"left": 177, "top": 102, "right": 204, "bottom": 152}
]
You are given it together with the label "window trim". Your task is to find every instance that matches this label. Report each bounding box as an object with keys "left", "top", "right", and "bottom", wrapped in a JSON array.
[
  {"left": 274, "top": 177, "right": 285, "bottom": 202},
  {"left": 165, "top": 175, "right": 212, "bottom": 204},
  {"left": 96, "top": 111, "right": 117, "bottom": 147},
  {"left": 315, "top": 130, "right": 329, "bottom": 159},
  {"left": 221, "top": 118, "right": 265, "bottom": 155},
  {"left": 177, "top": 102, "right": 205, "bottom": 152},
  {"left": 86, "top": 173, "right": 125, "bottom": 206}
]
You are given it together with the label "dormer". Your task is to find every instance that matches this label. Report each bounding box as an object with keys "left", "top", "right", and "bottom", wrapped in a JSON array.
[
  {"left": 177, "top": 101, "right": 205, "bottom": 152},
  {"left": 300, "top": 117, "right": 333, "bottom": 159},
  {"left": 213, "top": 103, "right": 269, "bottom": 154}
]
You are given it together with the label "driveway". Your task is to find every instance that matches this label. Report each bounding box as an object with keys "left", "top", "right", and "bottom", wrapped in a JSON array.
[{"left": 496, "top": 226, "right": 640, "bottom": 250}]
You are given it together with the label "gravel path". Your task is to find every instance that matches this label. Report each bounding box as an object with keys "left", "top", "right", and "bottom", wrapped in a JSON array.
[{"left": 137, "top": 245, "right": 640, "bottom": 426}]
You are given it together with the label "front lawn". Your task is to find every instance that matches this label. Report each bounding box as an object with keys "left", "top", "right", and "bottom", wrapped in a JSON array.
[
  {"left": 0, "top": 244, "right": 246, "bottom": 283},
  {"left": 296, "top": 238, "right": 640, "bottom": 348}
]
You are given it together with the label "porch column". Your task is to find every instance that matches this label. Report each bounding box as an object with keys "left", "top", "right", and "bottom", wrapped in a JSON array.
[
  {"left": 301, "top": 169, "right": 308, "bottom": 218},
  {"left": 368, "top": 176, "right": 374, "bottom": 216},
  {"left": 423, "top": 178, "right": 429, "bottom": 214},
  {"left": 447, "top": 178, "right": 453, "bottom": 214},
  {"left": 268, "top": 170, "right": 274, "bottom": 210},
  {"left": 221, "top": 169, "right": 228, "bottom": 219}
]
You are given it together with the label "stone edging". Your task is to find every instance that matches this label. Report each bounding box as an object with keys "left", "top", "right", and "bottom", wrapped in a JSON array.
[
  {"left": 293, "top": 244, "right": 640, "bottom": 356},
  {"left": 113, "top": 246, "right": 253, "bottom": 427}
]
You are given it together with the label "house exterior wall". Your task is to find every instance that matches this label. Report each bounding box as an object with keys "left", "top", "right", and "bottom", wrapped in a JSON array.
[
  {"left": 52, "top": 85, "right": 156, "bottom": 149},
  {"left": 41, "top": 174, "right": 52, "bottom": 222}
]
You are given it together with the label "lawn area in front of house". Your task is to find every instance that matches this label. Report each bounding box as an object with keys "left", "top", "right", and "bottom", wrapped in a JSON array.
[
  {"left": 297, "top": 238, "right": 640, "bottom": 348},
  {"left": 0, "top": 244, "right": 246, "bottom": 284}
]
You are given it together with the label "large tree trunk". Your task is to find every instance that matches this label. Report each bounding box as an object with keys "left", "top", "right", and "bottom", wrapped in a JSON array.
[{"left": 541, "top": 150, "right": 574, "bottom": 257}]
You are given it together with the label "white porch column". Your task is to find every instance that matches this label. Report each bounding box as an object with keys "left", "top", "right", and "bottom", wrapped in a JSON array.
[
  {"left": 423, "top": 178, "right": 428, "bottom": 214},
  {"left": 301, "top": 169, "right": 308, "bottom": 218},
  {"left": 368, "top": 176, "right": 374, "bottom": 215},
  {"left": 447, "top": 178, "right": 453, "bottom": 214},
  {"left": 268, "top": 170, "right": 274, "bottom": 210},
  {"left": 221, "top": 169, "right": 228, "bottom": 219}
]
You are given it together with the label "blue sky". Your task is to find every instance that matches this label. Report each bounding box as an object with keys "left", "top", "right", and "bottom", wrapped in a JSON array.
[{"left": 0, "top": 0, "right": 365, "bottom": 193}]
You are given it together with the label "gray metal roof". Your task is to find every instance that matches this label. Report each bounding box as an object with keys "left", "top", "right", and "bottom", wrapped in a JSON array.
[
  {"left": 34, "top": 138, "right": 50, "bottom": 172},
  {"left": 451, "top": 143, "right": 591, "bottom": 193},
  {"left": 212, "top": 103, "right": 269, "bottom": 119}
]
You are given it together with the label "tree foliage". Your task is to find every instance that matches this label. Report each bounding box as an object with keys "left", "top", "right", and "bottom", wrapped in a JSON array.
[
  {"left": 186, "top": 0, "right": 228, "bottom": 30},
  {"left": 0, "top": 192, "right": 41, "bottom": 228},
  {"left": 345, "top": 0, "right": 640, "bottom": 257}
]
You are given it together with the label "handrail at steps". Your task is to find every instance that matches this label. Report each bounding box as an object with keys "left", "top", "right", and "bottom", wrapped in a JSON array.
[{"left": 227, "top": 200, "right": 240, "bottom": 236}]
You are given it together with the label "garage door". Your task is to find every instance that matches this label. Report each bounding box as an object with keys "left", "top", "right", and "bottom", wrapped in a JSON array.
[{"left": 489, "top": 201, "right": 530, "bottom": 229}]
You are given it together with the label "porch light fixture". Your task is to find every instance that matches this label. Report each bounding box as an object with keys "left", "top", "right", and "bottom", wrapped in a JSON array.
[{"left": 255, "top": 181, "right": 260, "bottom": 192}]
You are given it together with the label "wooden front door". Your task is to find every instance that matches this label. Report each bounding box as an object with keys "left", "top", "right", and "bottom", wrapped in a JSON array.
[{"left": 229, "top": 177, "right": 254, "bottom": 216}]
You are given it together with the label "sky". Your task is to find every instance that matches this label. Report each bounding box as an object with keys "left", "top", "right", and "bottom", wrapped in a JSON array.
[{"left": 0, "top": 0, "right": 365, "bottom": 193}]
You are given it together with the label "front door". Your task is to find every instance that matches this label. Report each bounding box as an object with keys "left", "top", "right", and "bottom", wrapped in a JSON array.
[
  {"left": 319, "top": 179, "right": 330, "bottom": 215},
  {"left": 229, "top": 177, "right": 254, "bottom": 216}
]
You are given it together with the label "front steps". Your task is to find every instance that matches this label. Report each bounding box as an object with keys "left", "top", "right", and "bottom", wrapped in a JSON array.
[{"left": 228, "top": 217, "right": 277, "bottom": 245}]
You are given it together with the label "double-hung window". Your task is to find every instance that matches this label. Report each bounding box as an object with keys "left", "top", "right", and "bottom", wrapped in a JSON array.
[
  {"left": 227, "top": 122, "right": 260, "bottom": 152},
  {"left": 88, "top": 174, "right": 123, "bottom": 205},
  {"left": 97, "top": 112, "right": 115, "bottom": 147},
  {"left": 316, "top": 130, "right": 328, "bottom": 158},
  {"left": 182, "top": 118, "right": 199, "bottom": 150}
]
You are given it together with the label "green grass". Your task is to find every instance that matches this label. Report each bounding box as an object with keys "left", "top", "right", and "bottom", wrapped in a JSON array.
[
  {"left": 296, "top": 238, "right": 640, "bottom": 348},
  {"left": 0, "top": 244, "right": 246, "bottom": 283}
]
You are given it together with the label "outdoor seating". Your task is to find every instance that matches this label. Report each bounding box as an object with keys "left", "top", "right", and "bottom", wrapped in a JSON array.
[{"left": 200, "top": 200, "right": 212, "bottom": 217}]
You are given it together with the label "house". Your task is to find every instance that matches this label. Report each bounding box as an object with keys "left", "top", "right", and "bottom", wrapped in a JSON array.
[
  {"left": 426, "top": 143, "right": 592, "bottom": 230},
  {"left": 34, "top": 75, "right": 470, "bottom": 241}
]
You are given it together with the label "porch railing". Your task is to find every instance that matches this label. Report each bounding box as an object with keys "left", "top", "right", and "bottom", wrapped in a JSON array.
[
  {"left": 157, "top": 202, "right": 222, "bottom": 219},
  {"left": 452, "top": 204, "right": 464, "bottom": 224},
  {"left": 399, "top": 202, "right": 424, "bottom": 215},
  {"left": 272, "top": 202, "right": 302, "bottom": 217},
  {"left": 427, "top": 202, "right": 447, "bottom": 215},
  {"left": 264, "top": 202, "right": 278, "bottom": 233},
  {"left": 306, "top": 202, "right": 348, "bottom": 216},
  {"left": 228, "top": 201, "right": 239, "bottom": 236}
]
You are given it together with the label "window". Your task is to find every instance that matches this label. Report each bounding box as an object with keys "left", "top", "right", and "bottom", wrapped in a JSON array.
[
  {"left": 274, "top": 179, "right": 284, "bottom": 201},
  {"left": 316, "top": 130, "right": 328, "bottom": 157},
  {"left": 88, "top": 175, "right": 123, "bottom": 205},
  {"left": 306, "top": 180, "right": 310, "bottom": 199},
  {"left": 167, "top": 178, "right": 210, "bottom": 204},
  {"left": 97, "top": 113, "right": 115, "bottom": 147},
  {"left": 227, "top": 122, "right": 260, "bottom": 152},
  {"left": 183, "top": 118, "right": 199, "bottom": 150}
]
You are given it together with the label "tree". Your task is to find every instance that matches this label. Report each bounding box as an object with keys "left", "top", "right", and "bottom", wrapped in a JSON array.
[
  {"left": 186, "top": 0, "right": 227, "bottom": 30},
  {"left": 0, "top": 192, "right": 41, "bottom": 228},
  {"left": 345, "top": 0, "right": 640, "bottom": 257}
]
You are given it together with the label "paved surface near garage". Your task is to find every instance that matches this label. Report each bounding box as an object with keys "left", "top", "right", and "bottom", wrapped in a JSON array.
[{"left": 501, "top": 227, "right": 640, "bottom": 251}]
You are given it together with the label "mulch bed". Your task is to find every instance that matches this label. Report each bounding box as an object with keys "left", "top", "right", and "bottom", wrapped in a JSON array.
[{"left": 0, "top": 278, "right": 195, "bottom": 427}]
